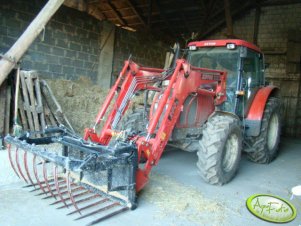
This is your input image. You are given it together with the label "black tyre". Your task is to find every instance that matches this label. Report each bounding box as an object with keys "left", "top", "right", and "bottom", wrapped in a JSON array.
[
  {"left": 197, "top": 114, "right": 242, "bottom": 185},
  {"left": 118, "top": 107, "right": 148, "bottom": 135},
  {"left": 246, "top": 97, "right": 281, "bottom": 163}
]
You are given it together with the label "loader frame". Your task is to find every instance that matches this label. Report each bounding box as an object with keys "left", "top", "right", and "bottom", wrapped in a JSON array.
[{"left": 84, "top": 59, "right": 227, "bottom": 191}]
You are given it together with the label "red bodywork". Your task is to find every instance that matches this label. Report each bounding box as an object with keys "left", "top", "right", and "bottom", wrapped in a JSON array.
[
  {"left": 84, "top": 59, "right": 227, "bottom": 191},
  {"left": 188, "top": 39, "right": 262, "bottom": 53},
  {"left": 246, "top": 86, "right": 279, "bottom": 121}
]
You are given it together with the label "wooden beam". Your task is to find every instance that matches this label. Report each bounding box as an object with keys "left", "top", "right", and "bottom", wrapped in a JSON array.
[
  {"left": 201, "top": 1, "right": 252, "bottom": 38},
  {"left": 253, "top": 5, "right": 261, "bottom": 44},
  {"left": 0, "top": 0, "right": 64, "bottom": 87},
  {"left": 107, "top": 0, "right": 127, "bottom": 26},
  {"left": 148, "top": 0, "right": 153, "bottom": 27},
  {"left": 154, "top": 0, "right": 176, "bottom": 38},
  {"left": 199, "top": 0, "right": 218, "bottom": 35},
  {"left": 224, "top": 0, "right": 234, "bottom": 37},
  {"left": 261, "top": 0, "right": 301, "bottom": 6},
  {"left": 127, "top": 0, "right": 147, "bottom": 26}
]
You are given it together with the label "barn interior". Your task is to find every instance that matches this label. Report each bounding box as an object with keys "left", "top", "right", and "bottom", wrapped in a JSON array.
[{"left": 0, "top": 0, "right": 300, "bottom": 225}]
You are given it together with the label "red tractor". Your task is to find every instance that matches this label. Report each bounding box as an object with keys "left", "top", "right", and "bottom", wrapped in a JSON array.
[{"left": 6, "top": 39, "right": 281, "bottom": 224}]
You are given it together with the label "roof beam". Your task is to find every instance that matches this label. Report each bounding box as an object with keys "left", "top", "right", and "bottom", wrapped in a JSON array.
[
  {"left": 155, "top": 0, "right": 176, "bottom": 38},
  {"left": 224, "top": 0, "right": 234, "bottom": 37},
  {"left": 147, "top": 0, "right": 153, "bottom": 27},
  {"left": 127, "top": 0, "right": 147, "bottom": 26},
  {"left": 107, "top": 0, "right": 127, "bottom": 26},
  {"left": 201, "top": 0, "right": 253, "bottom": 38}
]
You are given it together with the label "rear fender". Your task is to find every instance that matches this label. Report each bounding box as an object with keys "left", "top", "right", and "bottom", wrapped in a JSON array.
[{"left": 245, "top": 86, "right": 280, "bottom": 136}]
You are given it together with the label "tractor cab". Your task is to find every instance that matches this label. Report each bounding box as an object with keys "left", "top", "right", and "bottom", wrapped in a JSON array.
[{"left": 187, "top": 40, "right": 265, "bottom": 115}]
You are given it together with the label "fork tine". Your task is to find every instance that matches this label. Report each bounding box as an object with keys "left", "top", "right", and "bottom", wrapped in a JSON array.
[
  {"left": 54, "top": 165, "right": 68, "bottom": 207},
  {"left": 7, "top": 144, "right": 20, "bottom": 178},
  {"left": 42, "top": 161, "right": 56, "bottom": 199},
  {"left": 24, "top": 151, "right": 35, "bottom": 187},
  {"left": 15, "top": 148, "right": 28, "bottom": 183},
  {"left": 33, "top": 155, "right": 46, "bottom": 194},
  {"left": 67, "top": 171, "right": 81, "bottom": 214}
]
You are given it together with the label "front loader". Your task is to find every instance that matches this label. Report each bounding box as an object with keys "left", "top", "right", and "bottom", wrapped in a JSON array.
[{"left": 5, "top": 39, "right": 281, "bottom": 224}]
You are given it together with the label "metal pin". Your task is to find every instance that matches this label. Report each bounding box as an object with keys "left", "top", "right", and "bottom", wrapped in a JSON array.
[
  {"left": 15, "top": 148, "right": 28, "bottom": 183},
  {"left": 25, "top": 178, "right": 57, "bottom": 188},
  {"left": 56, "top": 190, "right": 91, "bottom": 209},
  {"left": 50, "top": 187, "right": 84, "bottom": 205},
  {"left": 75, "top": 203, "right": 120, "bottom": 221},
  {"left": 86, "top": 207, "right": 129, "bottom": 226},
  {"left": 67, "top": 198, "right": 109, "bottom": 216}
]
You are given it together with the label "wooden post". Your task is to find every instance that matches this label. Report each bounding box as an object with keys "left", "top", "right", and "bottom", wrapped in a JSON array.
[
  {"left": 253, "top": 6, "right": 261, "bottom": 45},
  {"left": 0, "top": 0, "right": 64, "bottom": 87},
  {"left": 224, "top": 0, "right": 234, "bottom": 37}
]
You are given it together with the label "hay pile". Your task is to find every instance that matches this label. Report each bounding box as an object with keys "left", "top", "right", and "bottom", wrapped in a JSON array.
[
  {"left": 141, "top": 173, "right": 226, "bottom": 226},
  {"left": 45, "top": 77, "right": 108, "bottom": 134}
]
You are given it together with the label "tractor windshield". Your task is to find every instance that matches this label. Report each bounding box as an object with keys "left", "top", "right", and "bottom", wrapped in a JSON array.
[{"left": 187, "top": 47, "right": 240, "bottom": 89}]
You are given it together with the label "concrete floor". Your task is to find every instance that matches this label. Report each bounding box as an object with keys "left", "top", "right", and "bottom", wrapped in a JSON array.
[{"left": 0, "top": 137, "right": 301, "bottom": 226}]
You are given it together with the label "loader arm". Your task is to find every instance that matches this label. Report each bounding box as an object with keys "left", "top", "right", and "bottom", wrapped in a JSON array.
[{"left": 84, "top": 59, "right": 227, "bottom": 191}]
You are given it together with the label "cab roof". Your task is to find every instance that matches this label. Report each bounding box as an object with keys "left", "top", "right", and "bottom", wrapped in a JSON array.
[{"left": 188, "top": 39, "right": 262, "bottom": 54}]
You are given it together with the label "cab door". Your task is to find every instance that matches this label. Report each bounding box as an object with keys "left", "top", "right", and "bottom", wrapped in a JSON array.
[{"left": 241, "top": 49, "right": 265, "bottom": 116}]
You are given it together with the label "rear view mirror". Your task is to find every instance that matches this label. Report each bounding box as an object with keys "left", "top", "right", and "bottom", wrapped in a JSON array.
[
  {"left": 265, "top": 63, "right": 270, "bottom": 69},
  {"left": 240, "top": 47, "right": 247, "bottom": 58}
]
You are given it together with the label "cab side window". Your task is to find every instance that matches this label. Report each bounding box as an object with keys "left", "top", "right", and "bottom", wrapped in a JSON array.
[{"left": 243, "top": 50, "right": 263, "bottom": 88}]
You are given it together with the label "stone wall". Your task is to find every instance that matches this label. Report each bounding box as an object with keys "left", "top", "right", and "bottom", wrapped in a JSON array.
[
  {"left": 113, "top": 27, "right": 167, "bottom": 78},
  {"left": 0, "top": 0, "right": 101, "bottom": 81},
  {"left": 0, "top": 0, "right": 169, "bottom": 134},
  {"left": 207, "top": 3, "right": 301, "bottom": 137}
]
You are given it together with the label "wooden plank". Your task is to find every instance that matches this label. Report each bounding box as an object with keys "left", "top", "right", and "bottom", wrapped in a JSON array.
[
  {"left": 20, "top": 71, "right": 35, "bottom": 131},
  {"left": 4, "top": 85, "right": 11, "bottom": 135},
  {"left": 40, "top": 80, "right": 74, "bottom": 132},
  {"left": 0, "top": 82, "right": 7, "bottom": 136},
  {"left": 253, "top": 6, "right": 261, "bottom": 45},
  {"left": 224, "top": 0, "right": 234, "bottom": 37},
  {"left": 34, "top": 77, "right": 46, "bottom": 130},
  {"left": 25, "top": 73, "right": 40, "bottom": 133},
  {"left": 107, "top": 1, "right": 127, "bottom": 26},
  {"left": 18, "top": 96, "right": 28, "bottom": 131}
]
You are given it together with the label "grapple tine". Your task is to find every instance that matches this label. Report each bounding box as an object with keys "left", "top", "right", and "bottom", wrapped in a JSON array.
[
  {"left": 34, "top": 179, "right": 66, "bottom": 192},
  {"left": 67, "top": 198, "right": 109, "bottom": 216},
  {"left": 15, "top": 148, "right": 28, "bottom": 183},
  {"left": 56, "top": 190, "right": 91, "bottom": 209},
  {"left": 67, "top": 171, "right": 81, "bottom": 214},
  {"left": 74, "top": 203, "right": 120, "bottom": 221},
  {"left": 54, "top": 165, "right": 68, "bottom": 207},
  {"left": 7, "top": 144, "right": 20, "bottom": 178},
  {"left": 42, "top": 184, "right": 70, "bottom": 199},
  {"left": 86, "top": 207, "right": 129, "bottom": 226},
  {"left": 50, "top": 186, "right": 83, "bottom": 205},
  {"left": 25, "top": 178, "right": 57, "bottom": 189},
  {"left": 33, "top": 155, "right": 47, "bottom": 194},
  {"left": 42, "top": 161, "right": 56, "bottom": 199},
  {"left": 23, "top": 151, "right": 35, "bottom": 187}
]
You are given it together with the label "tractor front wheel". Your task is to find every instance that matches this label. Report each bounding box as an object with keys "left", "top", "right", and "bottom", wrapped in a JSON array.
[
  {"left": 246, "top": 97, "right": 281, "bottom": 163},
  {"left": 197, "top": 114, "right": 242, "bottom": 185}
]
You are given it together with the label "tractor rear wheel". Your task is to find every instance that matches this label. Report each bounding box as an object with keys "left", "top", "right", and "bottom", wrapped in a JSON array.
[
  {"left": 197, "top": 114, "right": 242, "bottom": 185},
  {"left": 246, "top": 97, "right": 281, "bottom": 163},
  {"left": 118, "top": 107, "right": 148, "bottom": 135}
]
